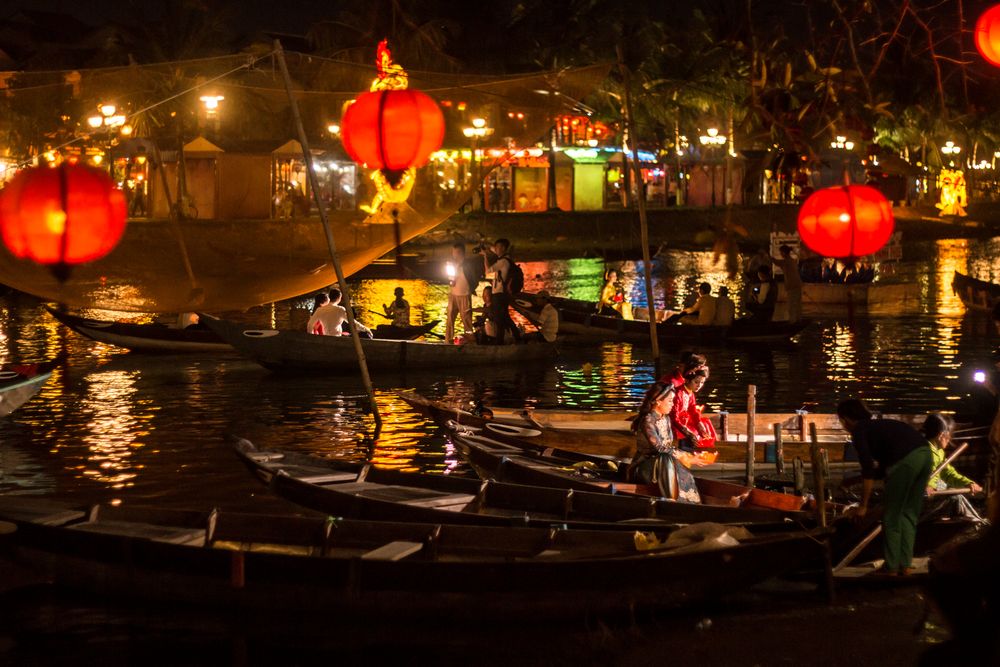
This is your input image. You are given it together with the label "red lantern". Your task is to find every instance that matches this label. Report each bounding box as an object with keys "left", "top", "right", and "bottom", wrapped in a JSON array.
[
  {"left": 0, "top": 163, "right": 126, "bottom": 278},
  {"left": 340, "top": 90, "right": 444, "bottom": 175},
  {"left": 797, "top": 185, "right": 894, "bottom": 258},
  {"left": 976, "top": 5, "right": 1000, "bottom": 67}
]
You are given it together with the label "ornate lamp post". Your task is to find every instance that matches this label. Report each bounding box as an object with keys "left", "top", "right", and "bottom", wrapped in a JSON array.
[
  {"left": 463, "top": 117, "right": 493, "bottom": 210},
  {"left": 199, "top": 95, "right": 224, "bottom": 134},
  {"left": 941, "top": 140, "right": 961, "bottom": 168},
  {"left": 87, "top": 103, "right": 127, "bottom": 179},
  {"left": 699, "top": 127, "right": 726, "bottom": 207}
]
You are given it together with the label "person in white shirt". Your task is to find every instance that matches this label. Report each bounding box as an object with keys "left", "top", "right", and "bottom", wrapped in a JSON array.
[
  {"left": 680, "top": 282, "right": 718, "bottom": 325},
  {"left": 446, "top": 242, "right": 475, "bottom": 343},
  {"left": 713, "top": 286, "right": 736, "bottom": 326},
  {"left": 307, "top": 289, "right": 348, "bottom": 336},
  {"left": 530, "top": 290, "right": 559, "bottom": 343}
]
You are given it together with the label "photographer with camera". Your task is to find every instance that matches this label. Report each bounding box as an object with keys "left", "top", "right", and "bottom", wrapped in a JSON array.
[
  {"left": 478, "top": 238, "right": 521, "bottom": 344},
  {"left": 745, "top": 266, "right": 777, "bottom": 322}
]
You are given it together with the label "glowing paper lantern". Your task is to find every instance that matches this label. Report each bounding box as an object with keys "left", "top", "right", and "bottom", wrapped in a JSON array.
[
  {"left": 975, "top": 5, "right": 1000, "bottom": 67},
  {"left": 797, "top": 185, "right": 894, "bottom": 258},
  {"left": 340, "top": 90, "right": 445, "bottom": 175},
  {"left": 0, "top": 163, "right": 126, "bottom": 279}
]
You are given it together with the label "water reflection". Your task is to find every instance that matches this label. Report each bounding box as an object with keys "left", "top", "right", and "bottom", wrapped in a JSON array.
[{"left": 0, "top": 241, "right": 998, "bottom": 503}]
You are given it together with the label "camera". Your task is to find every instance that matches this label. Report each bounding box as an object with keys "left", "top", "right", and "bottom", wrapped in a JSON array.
[{"left": 473, "top": 244, "right": 486, "bottom": 254}]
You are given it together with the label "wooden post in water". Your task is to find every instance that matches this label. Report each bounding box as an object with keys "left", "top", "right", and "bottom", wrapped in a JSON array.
[
  {"left": 617, "top": 45, "right": 661, "bottom": 371},
  {"left": 719, "top": 411, "right": 730, "bottom": 442},
  {"left": 773, "top": 423, "right": 785, "bottom": 476},
  {"left": 809, "top": 422, "right": 827, "bottom": 528},
  {"left": 274, "top": 40, "right": 381, "bottom": 433},
  {"left": 745, "top": 385, "right": 756, "bottom": 486}
]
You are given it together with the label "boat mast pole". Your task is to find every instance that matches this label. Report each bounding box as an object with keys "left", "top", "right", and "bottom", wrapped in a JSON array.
[
  {"left": 274, "top": 41, "right": 382, "bottom": 432},
  {"left": 617, "top": 45, "right": 661, "bottom": 371}
]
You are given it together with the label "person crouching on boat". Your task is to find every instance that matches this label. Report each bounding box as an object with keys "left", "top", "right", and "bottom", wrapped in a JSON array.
[
  {"left": 307, "top": 289, "right": 348, "bottom": 336},
  {"left": 659, "top": 351, "right": 708, "bottom": 388},
  {"left": 669, "top": 368, "right": 718, "bottom": 452},
  {"left": 627, "top": 382, "right": 702, "bottom": 503},
  {"left": 837, "top": 399, "right": 932, "bottom": 576}
]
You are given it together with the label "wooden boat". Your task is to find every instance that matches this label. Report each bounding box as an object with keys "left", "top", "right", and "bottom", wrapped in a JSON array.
[
  {"left": 952, "top": 271, "right": 1000, "bottom": 312},
  {"left": 787, "top": 282, "right": 921, "bottom": 314},
  {"left": 201, "top": 316, "right": 557, "bottom": 373},
  {"left": 232, "top": 437, "right": 796, "bottom": 527},
  {"left": 441, "top": 420, "right": 823, "bottom": 517},
  {"left": 47, "top": 307, "right": 440, "bottom": 353},
  {"left": 398, "top": 391, "right": 863, "bottom": 466},
  {"left": 514, "top": 292, "right": 809, "bottom": 345},
  {"left": 46, "top": 307, "right": 232, "bottom": 353},
  {"left": 0, "top": 495, "right": 823, "bottom": 617},
  {"left": 0, "top": 361, "right": 54, "bottom": 418}
]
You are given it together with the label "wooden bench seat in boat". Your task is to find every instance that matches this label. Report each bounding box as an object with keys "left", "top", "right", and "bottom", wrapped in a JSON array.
[
  {"left": 69, "top": 520, "right": 207, "bottom": 546},
  {"left": 0, "top": 497, "right": 86, "bottom": 526},
  {"left": 360, "top": 540, "right": 424, "bottom": 561},
  {"left": 328, "top": 481, "right": 475, "bottom": 510}
]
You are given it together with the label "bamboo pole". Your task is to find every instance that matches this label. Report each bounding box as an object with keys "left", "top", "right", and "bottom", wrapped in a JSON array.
[
  {"left": 745, "top": 385, "right": 756, "bottom": 486},
  {"left": 617, "top": 45, "right": 661, "bottom": 370},
  {"left": 273, "top": 40, "right": 382, "bottom": 432},
  {"left": 809, "top": 423, "right": 827, "bottom": 528},
  {"left": 773, "top": 423, "right": 785, "bottom": 476}
]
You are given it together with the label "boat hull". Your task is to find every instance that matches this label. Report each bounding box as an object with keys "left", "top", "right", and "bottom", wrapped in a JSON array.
[
  {"left": 202, "top": 316, "right": 557, "bottom": 373},
  {"left": 47, "top": 307, "right": 232, "bottom": 353},
  {"left": 0, "top": 362, "right": 54, "bottom": 418}
]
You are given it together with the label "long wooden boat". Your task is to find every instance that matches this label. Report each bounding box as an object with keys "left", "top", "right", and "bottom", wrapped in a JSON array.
[
  {"left": 0, "top": 496, "right": 823, "bottom": 617},
  {"left": 774, "top": 282, "right": 921, "bottom": 313},
  {"left": 47, "top": 307, "right": 440, "bottom": 353},
  {"left": 0, "top": 361, "right": 54, "bottom": 418},
  {"left": 442, "top": 421, "right": 821, "bottom": 517},
  {"left": 200, "top": 316, "right": 557, "bottom": 373},
  {"left": 514, "top": 292, "right": 809, "bottom": 345},
  {"left": 398, "top": 391, "right": 863, "bottom": 466},
  {"left": 232, "top": 437, "right": 796, "bottom": 527},
  {"left": 46, "top": 307, "right": 233, "bottom": 353},
  {"left": 952, "top": 271, "right": 1000, "bottom": 312}
]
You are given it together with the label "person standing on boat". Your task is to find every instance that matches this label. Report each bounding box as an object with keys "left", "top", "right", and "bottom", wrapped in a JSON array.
[
  {"left": 307, "top": 290, "right": 348, "bottom": 336},
  {"left": 746, "top": 266, "right": 777, "bottom": 322},
  {"left": 479, "top": 238, "right": 521, "bottom": 344},
  {"left": 669, "top": 368, "right": 717, "bottom": 451},
  {"left": 445, "top": 243, "right": 477, "bottom": 344},
  {"left": 627, "top": 382, "right": 701, "bottom": 503},
  {"left": 837, "top": 399, "right": 933, "bottom": 576},
  {"left": 383, "top": 287, "right": 411, "bottom": 327},
  {"left": 771, "top": 245, "right": 802, "bottom": 323}
]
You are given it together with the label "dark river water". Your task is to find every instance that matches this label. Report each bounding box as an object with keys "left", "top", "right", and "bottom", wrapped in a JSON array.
[{"left": 0, "top": 237, "right": 993, "bottom": 663}]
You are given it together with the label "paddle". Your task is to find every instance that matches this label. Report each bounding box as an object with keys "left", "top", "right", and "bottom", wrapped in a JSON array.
[
  {"left": 833, "top": 442, "right": 969, "bottom": 572},
  {"left": 368, "top": 309, "right": 393, "bottom": 320}
]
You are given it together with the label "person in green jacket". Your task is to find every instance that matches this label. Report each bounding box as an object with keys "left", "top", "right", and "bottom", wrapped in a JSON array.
[{"left": 923, "top": 414, "right": 983, "bottom": 495}]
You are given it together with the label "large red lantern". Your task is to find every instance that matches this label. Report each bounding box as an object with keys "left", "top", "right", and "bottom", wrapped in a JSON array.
[
  {"left": 976, "top": 5, "right": 1000, "bottom": 67},
  {"left": 340, "top": 89, "right": 444, "bottom": 179},
  {"left": 0, "top": 163, "right": 126, "bottom": 279},
  {"left": 797, "top": 185, "right": 894, "bottom": 258}
]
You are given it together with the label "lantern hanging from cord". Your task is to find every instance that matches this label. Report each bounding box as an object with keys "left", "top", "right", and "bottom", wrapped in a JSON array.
[
  {"left": 975, "top": 5, "right": 1000, "bottom": 67},
  {"left": 340, "top": 40, "right": 444, "bottom": 214},
  {"left": 796, "top": 184, "right": 894, "bottom": 258},
  {"left": 0, "top": 163, "right": 127, "bottom": 281}
]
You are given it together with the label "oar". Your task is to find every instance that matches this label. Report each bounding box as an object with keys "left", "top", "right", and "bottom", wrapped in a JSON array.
[
  {"left": 368, "top": 309, "right": 393, "bottom": 320},
  {"left": 833, "top": 442, "right": 969, "bottom": 572}
]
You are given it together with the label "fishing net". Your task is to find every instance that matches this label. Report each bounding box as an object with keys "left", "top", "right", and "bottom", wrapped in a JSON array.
[{"left": 0, "top": 49, "right": 610, "bottom": 312}]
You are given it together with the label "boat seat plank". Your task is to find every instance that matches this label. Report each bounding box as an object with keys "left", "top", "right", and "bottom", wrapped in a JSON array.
[
  {"left": 70, "top": 520, "right": 206, "bottom": 546},
  {"left": 0, "top": 498, "right": 86, "bottom": 526},
  {"left": 399, "top": 493, "right": 476, "bottom": 509},
  {"left": 360, "top": 540, "right": 423, "bottom": 561},
  {"left": 294, "top": 471, "right": 359, "bottom": 485}
]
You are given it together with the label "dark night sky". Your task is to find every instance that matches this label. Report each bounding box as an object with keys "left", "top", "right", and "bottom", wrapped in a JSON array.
[{"left": 0, "top": 0, "right": 332, "bottom": 35}]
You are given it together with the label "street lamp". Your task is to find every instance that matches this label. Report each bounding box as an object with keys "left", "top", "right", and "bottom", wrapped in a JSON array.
[
  {"left": 87, "top": 103, "right": 126, "bottom": 178},
  {"left": 199, "top": 95, "right": 224, "bottom": 134},
  {"left": 462, "top": 117, "right": 493, "bottom": 210},
  {"left": 830, "top": 135, "right": 855, "bottom": 151},
  {"left": 942, "top": 140, "right": 961, "bottom": 168},
  {"left": 699, "top": 127, "right": 727, "bottom": 206}
]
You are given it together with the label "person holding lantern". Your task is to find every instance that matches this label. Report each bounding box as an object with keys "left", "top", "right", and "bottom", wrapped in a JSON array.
[
  {"left": 445, "top": 242, "right": 479, "bottom": 344},
  {"left": 669, "top": 368, "right": 717, "bottom": 452}
]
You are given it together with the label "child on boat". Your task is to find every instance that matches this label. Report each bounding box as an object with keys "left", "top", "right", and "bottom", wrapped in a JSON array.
[{"left": 670, "top": 368, "right": 718, "bottom": 452}]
